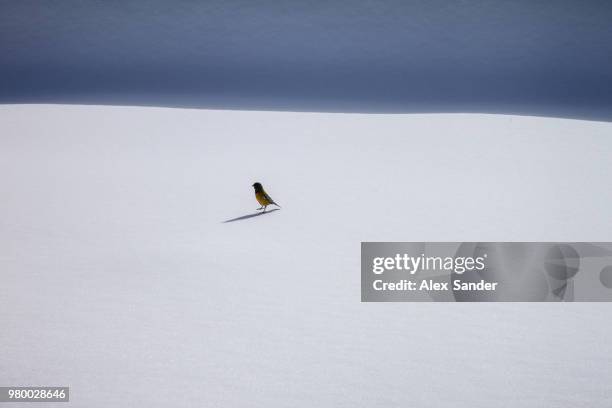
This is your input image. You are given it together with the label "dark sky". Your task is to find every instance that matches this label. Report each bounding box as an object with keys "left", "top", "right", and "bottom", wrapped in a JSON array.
[{"left": 1, "top": 0, "right": 611, "bottom": 120}]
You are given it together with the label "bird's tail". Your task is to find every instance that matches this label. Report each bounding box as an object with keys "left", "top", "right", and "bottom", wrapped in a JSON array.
[{"left": 272, "top": 202, "right": 281, "bottom": 208}]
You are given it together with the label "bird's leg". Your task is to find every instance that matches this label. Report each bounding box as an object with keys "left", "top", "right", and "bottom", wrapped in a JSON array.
[
  {"left": 263, "top": 205, "right": 267, "bottom": 213},
  {"left": 256, "top": 206, "right": 264, "bottom": 210}
]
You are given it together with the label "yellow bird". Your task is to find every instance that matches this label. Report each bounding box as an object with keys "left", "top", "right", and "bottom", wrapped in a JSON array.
[{"left": 252, "top": 182, "right": 281, "bottom": 212}]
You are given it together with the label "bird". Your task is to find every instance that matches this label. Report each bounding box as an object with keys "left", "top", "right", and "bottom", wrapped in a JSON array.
[{"left": 252, "top": 182, "right": 281, "bottom": 212}]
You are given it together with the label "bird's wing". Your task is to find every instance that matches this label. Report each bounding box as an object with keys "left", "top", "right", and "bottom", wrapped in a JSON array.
[{"left": 263, "top": 192, "right": 275, "bottom": 203}]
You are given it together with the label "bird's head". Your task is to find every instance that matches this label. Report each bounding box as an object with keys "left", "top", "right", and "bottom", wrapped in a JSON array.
[{"left": 252, "top": 182, "right": 263, "bottom": 192}]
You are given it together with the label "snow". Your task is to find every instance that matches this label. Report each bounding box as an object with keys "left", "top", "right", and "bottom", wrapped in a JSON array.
[{"left": 1, "top": 104, "right": 611, "bottom": 407}]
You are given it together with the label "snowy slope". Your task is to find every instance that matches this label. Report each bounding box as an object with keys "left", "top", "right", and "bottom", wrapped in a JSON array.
[{"left": 1, "top": 105, "right": 612, "bottom": 407}]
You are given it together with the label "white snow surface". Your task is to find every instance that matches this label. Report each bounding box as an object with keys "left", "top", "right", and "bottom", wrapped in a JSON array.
[{"left": 1, "top": 105, "right": 612, "bottom": 407}]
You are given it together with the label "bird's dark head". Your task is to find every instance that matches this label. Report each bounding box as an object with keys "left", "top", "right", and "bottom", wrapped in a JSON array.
[{"left": 252, "top": 182, "right": 263, "bottom": 192}]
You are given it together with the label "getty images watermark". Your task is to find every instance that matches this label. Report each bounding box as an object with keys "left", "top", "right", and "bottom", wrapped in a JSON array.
[
  {"left": 361, "top": 242, "right": 612, "bottom": 302},
  {"left": 0, "top": 387, "right": 69, "bottom": 402}
]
